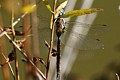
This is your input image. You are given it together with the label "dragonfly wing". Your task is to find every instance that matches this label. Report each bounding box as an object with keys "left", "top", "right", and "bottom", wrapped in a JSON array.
[
  {"left": 64, "top": 21, "right": 110, "bottom": 37},
  {"left": 64, "top": 21, "right": 91, "bottom": 30},
  {"left": 88, "top": 24, "right": 110, "bottom": 37},
  {"left": 78, "top": 35, "right": 104, "bottom": 50},
  {"left": 61, "top": 31, "right": 104, "bottom": 50},
  {"left": 37, "top": 15, "right": 50, "bottom": 29},
  {"left": 38, "top": 27, "right": 51, "bottom": 43},
  {"left": 38, "top": 27, "right": 58, "bottom": 47}
]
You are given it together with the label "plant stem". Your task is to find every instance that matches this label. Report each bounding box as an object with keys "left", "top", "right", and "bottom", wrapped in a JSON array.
[
  {"left": 53, "top": 0, "right": 57, "bottom": 12},
  {"left": 46, "top": 0, "right": 57, "bottom": 80},
  {"left": 11, "top": 8, "right": 20, "bottom": 80},
  {"left": 46, "top": 15, "right": 55, "bottom": 80},
  {"left": 0, "top": 50, "right": 15, "bottom": 80},
  {"left": 0, "top": 15, "right": 10, "bottom": 80},
  {"left": 8, "top": 0, "right": 42, "bottom": 28},
  {"left": 2, "top": 31, "right": 46, "bottom": 80}
]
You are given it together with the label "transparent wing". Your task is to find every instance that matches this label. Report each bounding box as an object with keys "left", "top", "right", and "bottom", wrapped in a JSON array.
[
  {"left": 38, "top": 27, "right": 51, "bottom": 44},
  {"left": 38, "top": 27, "right": 58, "bottom": 47},
  {"left": 64, "top": 21, "right": 110, "bottom": 37},
  {"left": 37, "top": 15, "right": 50, "bottom": 29},
  {"left": 61, "top": 31, "right": 104, "bottom": 50},
  {"left": 37, "top": 15, "right": 51, "bottom": 44},
  {"left": 61, "top": 21, "right": 110, "bottom": 50}
]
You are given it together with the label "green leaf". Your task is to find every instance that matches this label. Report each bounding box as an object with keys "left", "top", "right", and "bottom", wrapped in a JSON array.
[
  {"left": 55, "top": 0, "right": 68, "bottom": 18},
  {"left": 42, "top": 0, "right": 53, "bottom": 13},
  {"left": 60, "top": 8, "right": 104, "bottom": 18}
]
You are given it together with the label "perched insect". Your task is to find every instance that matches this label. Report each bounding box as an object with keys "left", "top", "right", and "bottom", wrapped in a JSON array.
[
  {"left": 38, "top": 10, "right": 110, "bottom": 50},
  {"left": 39, "top": 19, "right": 110, "bottom": 50}
]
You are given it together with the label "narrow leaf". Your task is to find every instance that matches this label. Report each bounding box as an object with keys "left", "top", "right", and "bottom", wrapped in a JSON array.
[
  {"left": 55, "top": 0, "right": 68, "bottom": 18},
  {"left": 60, "top": 8, "right": 104, "bottom": 18},
  {"left": 42, "top": 0, "right": 53, "bottom": 13},
  {"left": 21, "top": 4, "right": 36, "bottom": 14}
]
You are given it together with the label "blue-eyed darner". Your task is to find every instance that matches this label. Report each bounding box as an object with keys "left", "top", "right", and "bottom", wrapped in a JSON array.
[
  {"left": 38, "top": 9, "right": 110, "bottom": 50},
  {"left": 38, "top": 15, "right": 109, "bottom": 50}
]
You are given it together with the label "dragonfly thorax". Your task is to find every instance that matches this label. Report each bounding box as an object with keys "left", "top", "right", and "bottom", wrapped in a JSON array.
[{"left": 55, "top": 18, "right": 66, "bottom": 37}]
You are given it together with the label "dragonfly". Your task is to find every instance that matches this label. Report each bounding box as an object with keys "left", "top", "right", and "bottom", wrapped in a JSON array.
[
  {"left": 38, "top": 12, "right": 109, "bottom": 50},
  {"left": 39, "top": 9, "right": 110, "bottom": 80}
]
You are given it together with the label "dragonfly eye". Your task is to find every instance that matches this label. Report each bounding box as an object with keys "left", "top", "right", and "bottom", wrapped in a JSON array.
[{"left": 58, "top": 9, "right": 65, "bottom": 17}]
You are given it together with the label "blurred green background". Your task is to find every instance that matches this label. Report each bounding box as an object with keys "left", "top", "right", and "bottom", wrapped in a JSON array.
[
  {"left": 0, "top": 0, "right": 120, "bottom": 80},
  {"left": 66, "top": 0, "right": 120, "bottom": 80}
]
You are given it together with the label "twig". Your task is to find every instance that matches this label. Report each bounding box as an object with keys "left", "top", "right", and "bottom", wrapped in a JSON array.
[
  {"left": 1, "top": 29, "right": 46, "bottom": 80},
  {"left": 0, "top": 46, "right": 15, "bottom": 80},
  {"left": 46, "top": 16, "right": 55, "bottom": 80},
  {"left": 11, "top": 8, "right": 20, "bottom": 80},
  {"left": 5, "top": 0, "right": 42, "bottom": 29},
  {"left": 0, "top": 31, "right": 6, "bottom": 38},
  {"left": 53, "top": 0, "right": 57, "bottom": 12},
  {"left": 46, "top": 1, "right": 57, "bottom": 79},
  {"left": 0, "top": 0, "right": 41, "bottom": 38},
  {"left": 44, "top": 40, "right": 57, "bottom": 55}
]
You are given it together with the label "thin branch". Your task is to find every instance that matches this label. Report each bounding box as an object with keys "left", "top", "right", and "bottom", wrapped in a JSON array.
[
  {"left": 0, "top": 47, "right": 15, "bottom": 80},
  {"left": 46, "top": 16, "right": 56, "bottom": 80},
  {"left": 45, "top": 0, "right": 58, "bottom": 78},
  {"left": 11, "top": 8, "right": 20, "bottom": 80},
  {"left": 46, "top": 0, "right": 58, "bottom": 80},
  {"left": 8, "top": 0, "right": 42, "bottom": 28},
  {"left": 11, "top": 9, "right": 15, "bottom": 36},
  {"left": 0, "top": 0, "right": 42, "bottom": 37},
  {"left": 53, "top": 0, "right": 57, "bottom": 12},
  {"left": 0, "top": 29, "right": 46, "bottom": 80}
]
